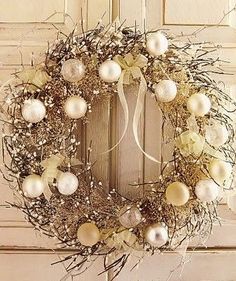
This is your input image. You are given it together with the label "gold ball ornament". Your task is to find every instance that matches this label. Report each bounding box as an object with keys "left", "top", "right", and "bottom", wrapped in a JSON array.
[
  {"left": 146, "top": 32, "right": 168, "bottom": 56},
  {"left": 22, "top": 174, "right": 45, "bottom": 198},
  {"left": 195, "top": 179, "right": 219, "bottom": 202},
  {"left": 209, "top": 159, "right": 232, "bottom": 185},
  {"left": 22, "top": 99, "right": 46, "bottom": 123},
  {"left": 77, "top": 223, "right": 100, "bottom": 247},
  {"left": 57, "top": 172, "right": 79, "bottom": 195},
  {"left": 187, "top": 93, "right": 211, "bottom": 117},
  {"left": 145, "top": 223, "right": 168, "bottom": 247},
  {"left": 98, "top": 60, "right": 122, "bottom": 82},
  {"left": 61, "top": 59, "right": 85, "bottom": 82},
  {"left": 166, "top": 181, "right": 190, "bottom": 206},
  {"left": 118, "top": 205, "right": 142, "bottom": 228},
  {"left": 64, "top": 96, "right": 87, "bottom": 119},
  {"left": 154, "top": 79, "right": 177, "bottom": 102}
]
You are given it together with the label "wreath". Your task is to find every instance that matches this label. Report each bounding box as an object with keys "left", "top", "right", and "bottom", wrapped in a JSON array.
[{"left": 1, "top": 21, "right": 235, "bottom": 279}]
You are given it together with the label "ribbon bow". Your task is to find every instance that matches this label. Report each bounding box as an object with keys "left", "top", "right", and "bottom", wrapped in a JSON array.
[{"left": 110, "top": 53, "right": 161, "bottom": 163}]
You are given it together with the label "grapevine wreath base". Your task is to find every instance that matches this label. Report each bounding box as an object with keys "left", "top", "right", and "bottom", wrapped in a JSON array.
[{"left": 1, "top": 21, "right": 236, "bottom": 279}]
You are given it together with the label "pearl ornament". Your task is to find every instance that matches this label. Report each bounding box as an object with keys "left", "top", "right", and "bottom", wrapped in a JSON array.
[
  {"left": 205, "top": 123, "right": 228, "bottom": 147},
  {"left": 154, "top": 80, "right": 177, "bottom": 102},
  {"left": 166, "top": 181, "right": 190, "bottom": 206},
  {"left": 22, "top": 174, "right": 45, "bottom": 198},
  {"left": 22, "top": 99, "right": 46, "bottom": 123},
  {"left": 98, "top": 60, "right": 121, "bottom": 82},
  {"left": 57, "top": 172, "right": 79, "bottom": 195},
  {"left": 61, "top": 59, "right": 85, "bottom": 82},
  {"left": 187, "top": 93, "right": 211, "bottom": 117},
  {"left": 195, "top": 179, "right": 219, "bottom": 202},
  {"left": 64, "top": 96, "right": 87, "bottom": 119},
  {"left": 209, "top": 159, "right": 232, "bottom": 184},
  {"left": 118, "top": 205, "right": 142, "bottom": 228},
  {"left": 77, "top": 223, "right": 100, "bottom": 247},
  {"left": 145, "top": 223, "right": 168, "bottom": 247},
  {"left": 146, "top": 32, "right": 168, "bottom": 56}
]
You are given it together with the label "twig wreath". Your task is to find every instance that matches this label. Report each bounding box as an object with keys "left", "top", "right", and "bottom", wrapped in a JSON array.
[{"left": 1, "top": 20, "right": 236, "bottom": 279}]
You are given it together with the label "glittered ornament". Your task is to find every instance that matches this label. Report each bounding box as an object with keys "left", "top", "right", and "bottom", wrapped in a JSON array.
[
  {"left": 61, "top": 59, "right": 85, "bottom": 82},
  {"left": 166, "top": 182, "right": 190, "bottom": 206},
  {"left": 118, "top": 205, "right": 142, "bottom": 228},
  {"left": 57, "top": 172, "right": 79, "bottom": 195},
  {"left": 209, "top": 159, "right": 232, "bottom": 185},
  {"left": 77, "top": 223, "right": 100, "bottom": 247},
  {"left": 146, "top": 32, "right": 168, "bottom": 56},
  {"left": 205, "top": 122, "right": 228, "bottom": 147},
  {"left": 98, "top": 60, "right": 121, "bottom": 82},
  {"left": 195, "top": 179, "right": 219, "bottom": 202},
  {"left": 145, "top": 223, "right": 168, "bottom": 247},
  {"left": 64, "top": 96, "right": 87, "bottom": 119},
  {"left": 22, "top": 99, "right": 46, "bottom": 123},
  {"left": 154, "top": 79, "right": 177, "bottom": 102},
  {"left": 22, "top": 174, "right": 45, "bottom": 198},
  {"left": 187, "top": 93, "right": 211, "bottom": 117}
]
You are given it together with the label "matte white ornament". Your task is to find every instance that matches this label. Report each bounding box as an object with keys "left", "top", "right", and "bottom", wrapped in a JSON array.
[
  {"left": 64, "top": 96, "right": 87, "bottom": 119},
  {"left": 205, "top": 123, "right": 228, "bottom": 147},
  {"left": 145, "top": 223, "right": 168, "bottom": 247},
  {"left": 209, "top": 159, "right": 232, "bottom": 184},
  {"left": 22, "top": 174, "right": 45, "bottom": 198},
  {"left": 166, "top": 181, "right": 190, "bottom": 206},
  {"left": 195, "top": 179, "right": 219, "bottom": 202},
  {"left": 187, "top": 93, "right": 211, "bottom": 117},
  {"left": 57, "top": 172, "right": 79, "bottom": 195},
  {"left": 146, "top": 32, "right": 168, "bottom": 56},
  {"left": 118, "top": 205, "right": 142, "bottom": 228},
  {"left": 98, "top": 60, "right": 121, "bottom": 82},
  {"left": 61, "top": 59, "right": 85, "bottom": 82},
  {"left": 154, "top": 80, "right": 177, "bottom": 102},
  {"left": 22, "top": 99, "right": 46, "bottom": 123}
]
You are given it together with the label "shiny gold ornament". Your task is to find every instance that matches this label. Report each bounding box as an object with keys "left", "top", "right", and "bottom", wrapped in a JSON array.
[
  {"left": 166, "top": 182, "right": 190, "bottom": 206},
  {"left": 77, "top": 223, "right": 100, "bottom": 247}
]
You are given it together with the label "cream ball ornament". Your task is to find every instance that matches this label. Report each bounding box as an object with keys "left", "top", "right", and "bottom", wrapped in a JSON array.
[
  {"left": 57, "top": 172, "right": 79, "bottom": 195},
  {"left": 205, "top": 123, "right": 228, "bottom": 147},
  {"left": 209, "top": 159, "right": 232, "bottom": 184},
  {"left": 154, "top": 80, "right": 177, "bottom": 102},
  {"left": 145, "top": 223, "right": 168, "bottom": 247},
  {"left": 118, "top": 205, "right": 142, "bottom": 228},
  {"left": 77, "top": 223, "right": 100, "bottom": 247},
  {"left": 22, "top": 99, "right": 46, "bottom": 123},
  {"left": 166, "top": 181, "right": 190, "bottom": 206},
  {"left": 61, "top": 59, "right": 85, "bottom": 82},
  {"left": 146, "top": 32, "right": 168, "bottom": 57},
  {"left": 195, "top": 179, "right": 219, "bottom": 202},
  {"left": 187, "top": 93, "right": 211, "bottom": 117},
  {"left": 98, "top": 60, "right": 121, "bottom": 83},
  {"left": 22, "top": 174, "right": 45, "bottom": 198},
  {"left": 64, "top": 96, "right": 87, "bottom": 119}
]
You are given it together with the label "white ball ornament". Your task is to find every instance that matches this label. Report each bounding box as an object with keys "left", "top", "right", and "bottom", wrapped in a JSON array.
[
  {"left": 195, "top": 179, "right": 219, "bottom": 202},
  {"left": 61, "top": 59, "right": 85, "bottom": 82},
  {"left": 145, "top": 223, "right": 168, "bottom": 247},
  {"left": 98, "top": 60, "right": 121, "bottom": 83},
  {"left": 187, "top": 93, "right": 211, "bottom": 117},
  {"left": 154, "top": 80, "right": 177, "bottom": 102},
  {"left": 146, "top": 32, "right": 168, "bottom": 57},
  {"left": 22, "top": 174, "right": 45, "bottom": 198},
  {"left": 209, "top": 159, "right": 232, "bottom": 184},
  {"left": 57, "top": 172, "right": 79, "bottom": 195},
  {"left": 166, "top": 182, "right": 190, "bottom": 206},
  {"left": 22, "top": 99, "right": 46, "bottom": 123},
  {"left": 64, "top": 96, "right": 87, "bottom": 119},
  {"left": 205, "top": 123, "right": 228, "bottom": 147},
  {"left": 118, "top": 205, "right": 142, "bottom": 228}
]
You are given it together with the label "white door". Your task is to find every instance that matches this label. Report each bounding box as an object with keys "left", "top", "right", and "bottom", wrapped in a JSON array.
[{"left": 1, "top": 1, "right": 236, "bottom": 280}]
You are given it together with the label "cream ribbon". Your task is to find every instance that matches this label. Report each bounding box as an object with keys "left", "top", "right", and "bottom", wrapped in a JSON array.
[{"left": 112, "top": 53, "right": 161, "bottom": 163}]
